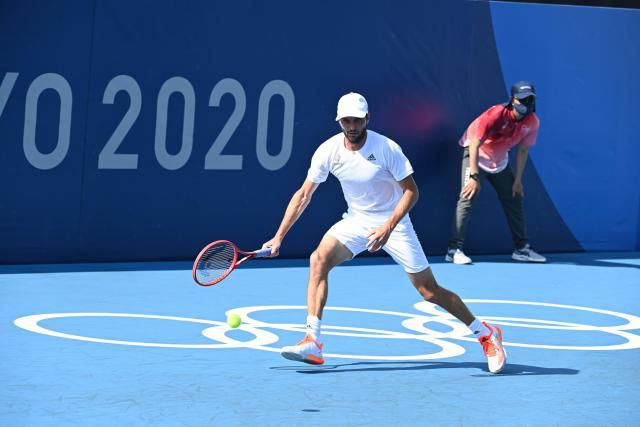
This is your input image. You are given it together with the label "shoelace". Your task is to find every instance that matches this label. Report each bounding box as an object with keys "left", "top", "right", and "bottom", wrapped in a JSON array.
[
  {"left": 480, "top": 335, "right": 497, "bottom": 356},
  {"left": 516, "top": 245, "right": 535, "bottom": 256}
]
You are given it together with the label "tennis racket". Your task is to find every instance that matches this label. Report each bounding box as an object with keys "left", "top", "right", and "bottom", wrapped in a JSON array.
[{"left": 192, "top": 240, "right": 272, "bottom": 286}]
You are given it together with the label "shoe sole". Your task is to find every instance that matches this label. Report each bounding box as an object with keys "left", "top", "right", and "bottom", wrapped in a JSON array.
[
  {"left": 490, "top": 346, "right": 508, "bottom": 373},
  {"left": 489, "top": 326, "right": 507, "bottom": 374},
  {"left": 445, "top": 255, "right": 472, "bottom": 265},
  {"left": 490, "top": 349, "right": 507, "bottom": 373},
  {"left": 281, "top": 351, "right": 324, "bottom": 365},
  {"left": 512, "top": 255, "right": 546, "bottom": 263}
]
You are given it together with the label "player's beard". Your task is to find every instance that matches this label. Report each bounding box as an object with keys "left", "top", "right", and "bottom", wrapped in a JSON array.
[{"left": 343, "top": 125, "right": 367, "bottom": 145}]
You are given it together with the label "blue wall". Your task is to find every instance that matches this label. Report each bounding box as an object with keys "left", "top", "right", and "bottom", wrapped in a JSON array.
[
  {"left": 0, "top": 0, "right": 638, "bottom": 263},
  {"left": 491, "top": 2, "right": 640, "bottom": 251}
]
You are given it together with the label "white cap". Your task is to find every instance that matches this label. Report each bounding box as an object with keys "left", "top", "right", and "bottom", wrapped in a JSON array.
[{"left": 335, "top": 92, "right": 368, "bottom": 121}]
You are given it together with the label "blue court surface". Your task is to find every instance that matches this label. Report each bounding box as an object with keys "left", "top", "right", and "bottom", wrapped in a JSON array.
[{"left": 2, "top": 252, "right": 639, "bottom": 427}]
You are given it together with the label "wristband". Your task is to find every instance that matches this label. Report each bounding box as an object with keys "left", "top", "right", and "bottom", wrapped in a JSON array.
[{"left": 469, "top": 173, "right": 480, "bottom": 181}]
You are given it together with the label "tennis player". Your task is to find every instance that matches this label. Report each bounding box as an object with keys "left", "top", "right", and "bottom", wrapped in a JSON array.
[{"left": 262, "top": 92, "right": 507, "bottom": 373}]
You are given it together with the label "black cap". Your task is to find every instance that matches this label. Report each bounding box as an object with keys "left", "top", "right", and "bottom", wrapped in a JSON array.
[{"left": 511, "top": 81, "right": 536, "bottom": 99}]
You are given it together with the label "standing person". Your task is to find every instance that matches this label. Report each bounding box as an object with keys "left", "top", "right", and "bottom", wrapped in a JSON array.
[
  {"left": 446, "top": 81, "right": 547, "bottom": 265},
  {"left": 262, "top": 92, "right": 507, "bottom": 373}
]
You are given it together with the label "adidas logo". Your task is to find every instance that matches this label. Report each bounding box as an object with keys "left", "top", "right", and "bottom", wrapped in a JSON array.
[{"left": 366, "top": 153, "right": 376, "bottom": 161}]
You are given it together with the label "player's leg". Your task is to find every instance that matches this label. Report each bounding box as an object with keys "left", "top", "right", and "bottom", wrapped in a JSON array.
[
  {"left": 408, "top": 267, "right": 474, "bottom": 323},
  {"left": 407, "top": 267, "right": 507, "bottom": 373},
  {"left": 447, "top": 147, "right": 479, "bottom": 264},
  {"left": 281, "top": 218, "right": 365, "bottom": 365},
  {"left": 384, "top": 224, "right": 507, "bottom": 373},
  {"left": 384, "top": 222, "right": 475, "bottom": 323},
  {"left": 307, "top": 234, "right": 353, "bottom": 319}
]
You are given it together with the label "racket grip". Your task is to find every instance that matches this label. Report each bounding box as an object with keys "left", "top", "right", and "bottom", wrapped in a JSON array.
[{"left": 254, "top": 248, "right": 272, "bottom": 258}]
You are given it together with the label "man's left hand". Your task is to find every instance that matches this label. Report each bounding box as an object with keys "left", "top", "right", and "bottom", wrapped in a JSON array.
[{"left": 366, "top": 224, "right": 392, "bottom": 252}]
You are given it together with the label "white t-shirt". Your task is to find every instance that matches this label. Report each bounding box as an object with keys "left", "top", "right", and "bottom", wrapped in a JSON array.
[{"left": 307, "top": 130, "right": 414, "bottom": 223}]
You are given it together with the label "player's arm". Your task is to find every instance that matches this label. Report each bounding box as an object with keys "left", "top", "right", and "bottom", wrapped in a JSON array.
[
  {"left": 513, "top": 144, "right": 529, "bottom": 197},
  {"left": 366, "top": 175, "right": 419, "bottom": 252},
  {"left": 263, "top": 179, "right": 320, "bottom": 257}
]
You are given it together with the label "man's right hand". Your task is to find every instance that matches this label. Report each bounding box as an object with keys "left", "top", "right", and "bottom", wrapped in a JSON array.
[
  {"left": 461, "top": 179, "right": 480, "bottom": 200},
  {"left": 262, "top": 237, "right": 282, "bottom": 257}
]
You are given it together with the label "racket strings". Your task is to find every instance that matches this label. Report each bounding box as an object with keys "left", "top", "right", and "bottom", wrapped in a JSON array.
[{"left": 196, "top": 242, "right": 236, "bottom": 283}]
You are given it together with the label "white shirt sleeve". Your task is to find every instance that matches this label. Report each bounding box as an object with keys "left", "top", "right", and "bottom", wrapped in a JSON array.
[
  {"left": 386, "top": 139, "right": 414, "bottom": 181},
  {"left": 306, "top": 142, "right": 331, "bottom": 183}
]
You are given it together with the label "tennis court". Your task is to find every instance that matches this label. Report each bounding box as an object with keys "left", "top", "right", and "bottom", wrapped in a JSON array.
[
  {"left": 2, "top": 252, "right": 639, "bottom": 426},
  {"left": 2, "top": 1, "right": 639, "bottom": 426}
]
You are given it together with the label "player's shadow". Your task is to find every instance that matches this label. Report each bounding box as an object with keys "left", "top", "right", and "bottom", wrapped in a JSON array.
[{"left": 271, "top": 361, "right": 579, "bottom": 376}]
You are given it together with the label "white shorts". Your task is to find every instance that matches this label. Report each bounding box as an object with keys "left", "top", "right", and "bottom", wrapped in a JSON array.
[{"left": 325, "top": 215, "right": 430, "bottom": 273}]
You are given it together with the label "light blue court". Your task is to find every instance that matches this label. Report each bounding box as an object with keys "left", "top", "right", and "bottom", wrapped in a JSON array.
[{"left": 2, "top": 252, "right": 639, "bottom": 426}]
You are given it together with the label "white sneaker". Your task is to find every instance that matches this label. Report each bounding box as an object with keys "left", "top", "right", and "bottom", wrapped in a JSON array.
[
  {"left": 281, "top": 335, "right": 324, "bottom": 365},
  {"left": 478, "top": 322, "right": 507, "bottom": 374},
  {"left": 512, "top": 244, "right": 546, "bottom": 263},
  {"left": 445, "top": 248, "right": 472, "bottom": 265}
]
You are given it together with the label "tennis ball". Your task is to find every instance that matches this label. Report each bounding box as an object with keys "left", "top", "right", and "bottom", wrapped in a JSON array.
[{"left": 227, "top": 313, "right": 242, "bottom": 328}]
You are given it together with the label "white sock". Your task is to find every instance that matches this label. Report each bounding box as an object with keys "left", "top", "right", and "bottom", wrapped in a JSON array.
[
  {"left": 306, "top": 315, "right": 321, "bottom": 341},
  {"left": 468, "top": 318, "right": 491, "bottom": 337}
]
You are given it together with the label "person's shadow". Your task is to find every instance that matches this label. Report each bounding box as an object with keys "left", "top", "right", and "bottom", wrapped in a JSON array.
[{"left": 271, "top": 360, "right": 579, "bottom": 377}]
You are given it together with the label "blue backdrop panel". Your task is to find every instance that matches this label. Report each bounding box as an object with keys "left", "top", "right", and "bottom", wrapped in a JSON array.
[
  {"left": 0, "top": 0, "right": 94, "bottom": 261},
  {"left": 0, "top": 0, "right": 637, "bottom": 263},
  {"left": 491, "top": 3, "right": 640, "bottom": 251},
  {"left": 78, "top": 0, "right": 510, "bottom": 262}
]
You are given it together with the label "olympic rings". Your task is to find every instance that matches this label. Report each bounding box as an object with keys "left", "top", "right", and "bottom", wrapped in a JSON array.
[
  {"left": 227, "top": 305, "right": 467, "bottom": 360},
  {"left": 13, "top": 299, "right": 640, "bottom": 360},
  {"left": 13, "top": 312, "right": 278, "bottom": 349},
  {"left": 414, "top": 299, "right": 640, "bottom": 351}
]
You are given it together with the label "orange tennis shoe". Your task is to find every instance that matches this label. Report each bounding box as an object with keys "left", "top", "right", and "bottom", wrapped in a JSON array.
[
  {"left": 478, "top": 322, "right": 507, "bottom": 374},
  {"left": 281, "top": 335, "right": 324, "bottom": 365}
]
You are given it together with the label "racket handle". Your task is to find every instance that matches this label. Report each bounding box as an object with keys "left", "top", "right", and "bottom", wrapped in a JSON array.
[{"left": 254, "top": 248, "right": 272, "bottom": 258}]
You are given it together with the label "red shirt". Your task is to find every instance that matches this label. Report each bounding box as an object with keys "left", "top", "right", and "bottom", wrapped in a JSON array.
[{"left": 459, "top": 104, "right": 539, "bottom": 173}]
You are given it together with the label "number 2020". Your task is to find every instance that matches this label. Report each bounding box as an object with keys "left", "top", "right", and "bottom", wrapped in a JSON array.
[{"left": 0, "top": 72, "right": 295, "bottom": 171}]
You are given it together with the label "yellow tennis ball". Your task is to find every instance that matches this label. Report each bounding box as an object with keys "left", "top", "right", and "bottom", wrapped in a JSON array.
[{"left": 227, "top": 313, "right": 241, "bottom": 328}]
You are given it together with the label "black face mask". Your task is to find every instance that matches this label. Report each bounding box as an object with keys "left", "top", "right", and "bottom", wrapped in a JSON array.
[
  {"left": 513, "top": 103, "right": 529, "bottom": 116},
  {"left": 513, "top": 96, "right": 535, "bottom": 117}
]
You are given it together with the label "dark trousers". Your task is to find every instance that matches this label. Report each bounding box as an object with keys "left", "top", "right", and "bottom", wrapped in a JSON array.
[{"left": 448, "top": 147, "right": 528, "bottom": 250}]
